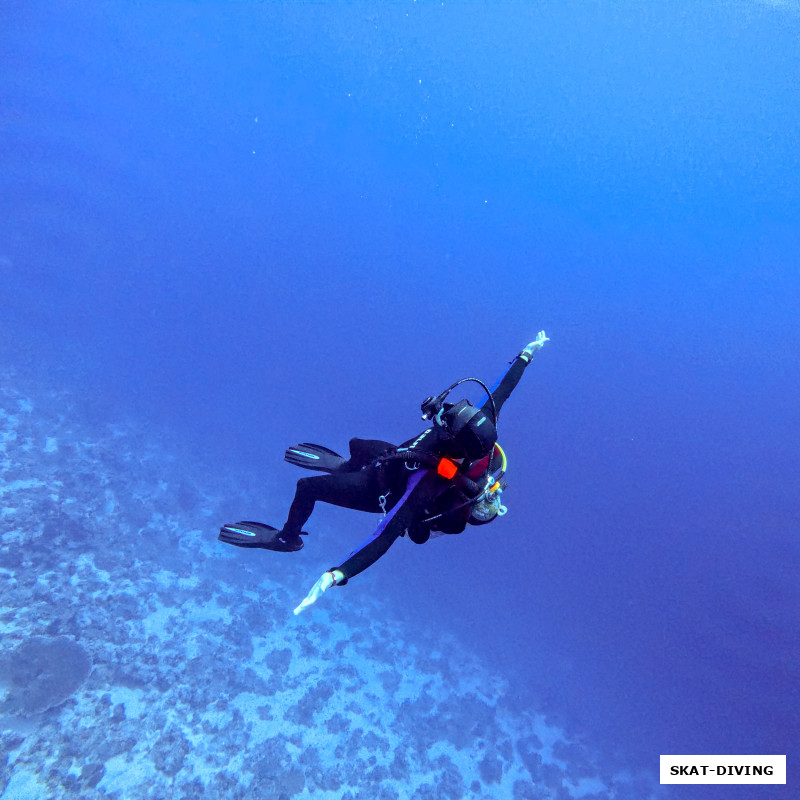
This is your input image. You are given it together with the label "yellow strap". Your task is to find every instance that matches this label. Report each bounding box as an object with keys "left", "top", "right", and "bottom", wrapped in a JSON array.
[{"left": 494, "top": 442, "right": 508, "bottom": 473}]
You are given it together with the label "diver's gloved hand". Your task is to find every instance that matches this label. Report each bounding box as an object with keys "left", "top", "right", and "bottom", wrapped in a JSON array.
[
  {"left": 293, "top": 569, "right": 344, "bottom": 615},
  {"left": 520, "top": 330, "right": 550, "bottom": 362}
]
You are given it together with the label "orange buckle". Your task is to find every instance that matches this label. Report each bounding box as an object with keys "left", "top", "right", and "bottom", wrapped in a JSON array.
[{"left": 437, "top": 458, "right": 458, "bottom": 480}]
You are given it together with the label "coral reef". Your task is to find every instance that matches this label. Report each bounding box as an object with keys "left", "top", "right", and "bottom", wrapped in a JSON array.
[{"left": 0, "top": 372, "right": 658, "bottom": 799}]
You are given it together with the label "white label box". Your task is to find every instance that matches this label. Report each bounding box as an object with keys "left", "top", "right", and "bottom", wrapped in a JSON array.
[{"left": 660, "top": 755, "right": 786, "bottom": 784}]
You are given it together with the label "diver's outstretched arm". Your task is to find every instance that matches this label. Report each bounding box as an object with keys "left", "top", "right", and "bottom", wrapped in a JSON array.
[
  {"left": 292, "top": 470, "right": 441, "bottom": 614},
  {"left": 482, "top": 330, "right": 550, "bottom": 418}
]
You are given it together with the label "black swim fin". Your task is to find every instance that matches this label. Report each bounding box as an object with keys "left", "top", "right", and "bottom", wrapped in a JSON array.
[
  {"left": 218, "top": 521, "right": 305, "bottom": 552},
  {"left": 284, "top": 442, "right": 346, "bottom": 473}
]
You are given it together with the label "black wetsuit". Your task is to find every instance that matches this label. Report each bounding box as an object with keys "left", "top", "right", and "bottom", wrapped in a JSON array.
[{"left": 281, "top": 353, "right": 532, "bottom": 583}]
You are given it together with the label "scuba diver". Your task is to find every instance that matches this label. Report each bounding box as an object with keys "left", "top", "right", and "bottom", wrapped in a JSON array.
[{"left": 219, "top": 331, "right": 549, "bottom": 614}]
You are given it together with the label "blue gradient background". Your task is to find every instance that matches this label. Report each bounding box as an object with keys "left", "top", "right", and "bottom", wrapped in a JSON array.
[{"left": 2, "top": 2, "right": 798, "bottom": 796}]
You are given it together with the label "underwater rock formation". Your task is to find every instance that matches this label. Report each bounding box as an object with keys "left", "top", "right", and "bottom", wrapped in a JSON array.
[{"left": 1, "top": 636, "right": 91, "bottom": 716}]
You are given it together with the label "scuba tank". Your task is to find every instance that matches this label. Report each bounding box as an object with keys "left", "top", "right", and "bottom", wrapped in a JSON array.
[
  {"left": 402, "top": 443, "right": 509, "bottom": 543},
  {"left": 426, "top": 443, "right": 508, "bottom": 528}
]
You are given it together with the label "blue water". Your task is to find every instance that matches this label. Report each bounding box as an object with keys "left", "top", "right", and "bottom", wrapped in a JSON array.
[{"left": 2, "top": 1, "right": 798, "bottom": 797}]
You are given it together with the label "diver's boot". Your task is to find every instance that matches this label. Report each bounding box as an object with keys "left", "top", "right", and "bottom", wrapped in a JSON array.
[{"left": 275, "top": 527, "right": 305, "bottom": 552}]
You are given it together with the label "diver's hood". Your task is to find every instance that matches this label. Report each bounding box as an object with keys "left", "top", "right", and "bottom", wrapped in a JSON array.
[{"left": 439, "top": 399, "right": 498, "bottom": 461}]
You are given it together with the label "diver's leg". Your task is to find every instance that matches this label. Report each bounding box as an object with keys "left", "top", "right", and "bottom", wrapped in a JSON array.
[
  {"left": 281, "top": 467, "right": 385, "bottom": 536},
  {"left": 338, "top": 438, "right": 395, "bottom": 471}
]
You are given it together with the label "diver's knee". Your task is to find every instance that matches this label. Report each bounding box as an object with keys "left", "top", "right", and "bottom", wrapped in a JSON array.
[
  {"left": 407, "top": 525, "right": 431, "bottom": 545},
  {"left": 295, "top": 476, "right": 318, "bottom": 494}
]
